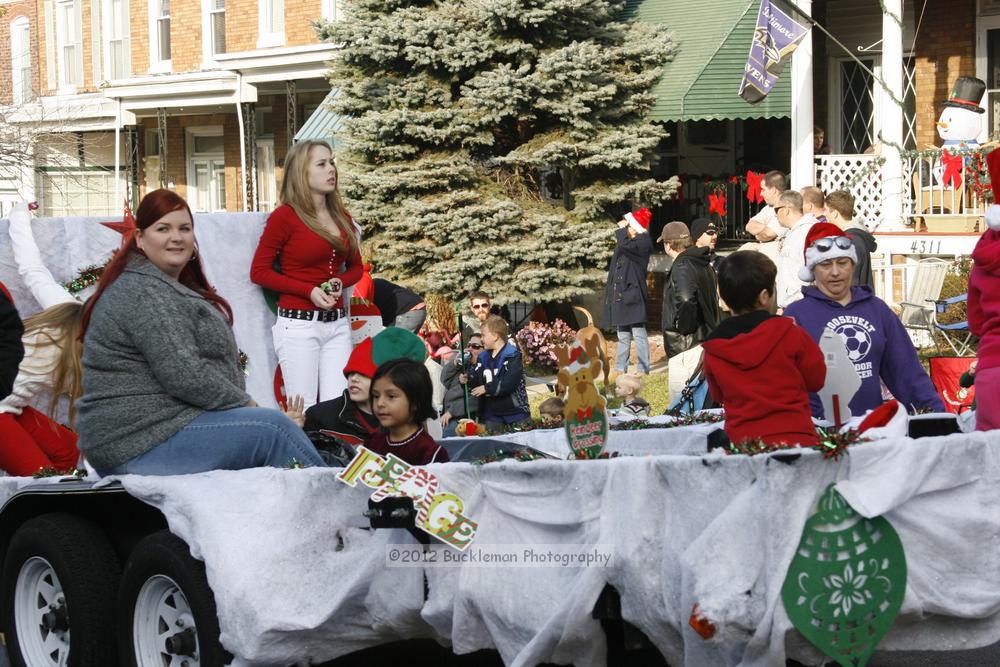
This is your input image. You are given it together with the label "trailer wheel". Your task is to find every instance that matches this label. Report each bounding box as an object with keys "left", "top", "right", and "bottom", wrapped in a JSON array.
[
  {"left": 1, "top": 512, "right": 120, "bottom": 667},
  {"left": 118, "top": 530, "right": 228, "bottom": 667}
]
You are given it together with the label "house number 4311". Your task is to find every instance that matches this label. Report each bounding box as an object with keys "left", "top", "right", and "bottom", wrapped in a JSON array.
[{"left": 910, "top": 240, "right": 942, "bottom": 254}]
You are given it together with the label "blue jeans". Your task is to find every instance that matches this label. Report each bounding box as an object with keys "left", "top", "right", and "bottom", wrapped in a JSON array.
[
  {"left": 98, "top": 407, "right": 326, "bottom": 476},
  {"left": 616, "top": 325, "right": 649, "bottom": 374}
]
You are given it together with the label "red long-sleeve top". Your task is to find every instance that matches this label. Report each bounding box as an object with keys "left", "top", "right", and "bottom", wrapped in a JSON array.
[{"left": 250, "top": 204, "right": 363, "bottom": 311}]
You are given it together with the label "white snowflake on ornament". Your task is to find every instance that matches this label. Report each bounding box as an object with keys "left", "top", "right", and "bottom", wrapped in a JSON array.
[{"left": 349, "top": 297, "right": 384, "bottom": 345}]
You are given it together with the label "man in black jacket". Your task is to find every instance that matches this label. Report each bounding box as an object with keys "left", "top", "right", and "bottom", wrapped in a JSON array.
[
  {"left": 825, "top": 190, "right": 877, "bottom": 289},
  {"left": 657, "top": 222, "right": 722, "bottom": 358},
  {"left": 0, "top": 285, "right": 24, "bottom": 401}
]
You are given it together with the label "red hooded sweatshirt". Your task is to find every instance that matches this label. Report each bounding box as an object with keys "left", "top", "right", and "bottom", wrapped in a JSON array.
[
  {"left": 970, "top": 229, "right": 1000, "bottom": 372},
  {"left": 702, "top": 312, "right": 825, "bottom": 447}
]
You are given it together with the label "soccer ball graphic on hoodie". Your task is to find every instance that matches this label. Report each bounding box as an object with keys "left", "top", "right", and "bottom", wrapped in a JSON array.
[{"left": 836, "top": 323, "right": 872, "bottom": 362}]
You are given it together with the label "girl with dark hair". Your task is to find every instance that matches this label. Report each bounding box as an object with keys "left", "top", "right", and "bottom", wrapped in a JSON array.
[
  {"left": 250, "top": 140, "right": 363, "bottom": 411},
  {"left": 366, "top": 358, "right": 448, "bottom": 465},
  {"left": 77, "top": 189, "right": 325, "bottom": 476}
]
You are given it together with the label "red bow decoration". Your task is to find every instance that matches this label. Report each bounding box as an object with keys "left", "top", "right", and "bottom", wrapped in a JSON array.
[
  {"left": 100, "top": 199, "right": 137, "bottom": 248},
  {"left": 576, "top": 406, "right": 593, "bottom": 421},
  {"left": 746, "top": 171, "right": 763, "bottom": 204},
  {"left": 941, "top": 150, "right": 963, "bottom": 189},
  {"left": 708, "top": 191, "right": 727, "bottom": 219}
]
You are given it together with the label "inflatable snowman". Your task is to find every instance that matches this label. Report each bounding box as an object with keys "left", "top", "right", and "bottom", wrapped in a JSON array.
[{"left": 937, "top": 76, "right": 986, "bottom": 147}]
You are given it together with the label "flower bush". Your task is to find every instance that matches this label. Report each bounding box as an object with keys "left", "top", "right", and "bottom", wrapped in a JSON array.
[{"left": 515, "top": 319, "right": 577, "bottom": 371}]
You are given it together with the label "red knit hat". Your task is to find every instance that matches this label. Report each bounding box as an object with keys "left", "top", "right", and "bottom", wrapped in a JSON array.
[
  {"left": 343, "top": 337, "right": 377, "bottom": 379},
  {"left": 624, "top": 208, "right": 652, "bottom": 234},
  {"left": 799, "top": 222, "right": 858, "bottom": 282}
]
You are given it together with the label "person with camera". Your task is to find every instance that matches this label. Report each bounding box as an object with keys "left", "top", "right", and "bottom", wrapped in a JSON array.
[
  {"left": 604, "top": 208, "right": 655, "bottom": 374},
  {"left": 440, "top": 333, "right": 482, "bottom": 437}
]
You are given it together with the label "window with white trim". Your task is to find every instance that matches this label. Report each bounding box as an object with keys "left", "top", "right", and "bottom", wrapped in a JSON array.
[
  {"left": 201, "top": 0, "right": 225, "bottom": 64},
  {"left": 257, "top": 0, "right": 284, "bottom": 48},
  {"left": 55, "top": 0, "right": 83, "bottom": 89},
  {"left": 210, "top": 0, "right": 225, "bottom": 55},
  {"left": 186, "top": 128, "right": 226, "bottom": 212},
  {"left": 149, "top": 0, "right": 170, "bottom": 72},
  {"left": 103, "top": 0, "right": 130, "bottom": 80},
  {"left": 321, "top": 0, "right": 341, "bottom": 21},
  {"left": 10, "top": 17, "right": 31, "bottom": 104}
]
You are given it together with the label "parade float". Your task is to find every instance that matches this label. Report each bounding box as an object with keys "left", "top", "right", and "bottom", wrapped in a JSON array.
[{"left": 0, "top": 213, "right": 996, "bottom": 667}]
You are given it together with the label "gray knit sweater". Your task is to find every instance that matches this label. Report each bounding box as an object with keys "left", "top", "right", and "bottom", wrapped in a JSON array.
[{"left": 76, "top": 254, "right": 251, "bottom": 470}]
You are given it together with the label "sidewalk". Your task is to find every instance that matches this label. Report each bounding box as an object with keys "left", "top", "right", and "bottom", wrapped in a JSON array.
[{"left": 525, "top": 333, "right": 669, "bottom": 396}]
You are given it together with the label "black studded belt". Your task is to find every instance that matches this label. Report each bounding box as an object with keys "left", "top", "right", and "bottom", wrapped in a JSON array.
[{"left": 277, "top": 307, "right": 345, "bottom": 322}]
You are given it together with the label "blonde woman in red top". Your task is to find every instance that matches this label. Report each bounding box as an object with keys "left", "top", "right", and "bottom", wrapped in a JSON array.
[{"left": 251, "top": 140, "right": 363, "bottom": 410}]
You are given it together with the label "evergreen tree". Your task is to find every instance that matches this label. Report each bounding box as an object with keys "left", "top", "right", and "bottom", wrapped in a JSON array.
[{"left": 315, "top": 0, "right": 677, "bottom": 304}]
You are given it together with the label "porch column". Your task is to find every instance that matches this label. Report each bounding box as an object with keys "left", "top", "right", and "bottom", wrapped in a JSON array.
[
  {"left": 880, "top": 0, "right": 905, "bottom": 231},
  {"left": 789, "top": 0, "right": 813, "bottom": 189}
]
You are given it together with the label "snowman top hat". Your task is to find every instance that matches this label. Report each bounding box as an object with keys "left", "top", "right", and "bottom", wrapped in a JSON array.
[{"left": 943, "top": 76, "right": 986, "bottom": 114}]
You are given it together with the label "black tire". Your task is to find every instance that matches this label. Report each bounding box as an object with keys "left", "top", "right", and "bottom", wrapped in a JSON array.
[
  {"left": 1, "top": 512, "right": 120, "bottom": 667},
  {"left": 117, "top": 529, "right": 228, "bottom": 667}
]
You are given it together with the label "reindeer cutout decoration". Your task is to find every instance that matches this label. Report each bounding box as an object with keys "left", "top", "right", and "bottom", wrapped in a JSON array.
[{"left": 557, "top": 337, "right": 609, "bottom": 459}]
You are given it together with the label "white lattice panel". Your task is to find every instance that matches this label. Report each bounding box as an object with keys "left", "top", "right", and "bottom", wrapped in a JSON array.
[{"left": 816, "top": 154, "right": 882, "bottom": 226}]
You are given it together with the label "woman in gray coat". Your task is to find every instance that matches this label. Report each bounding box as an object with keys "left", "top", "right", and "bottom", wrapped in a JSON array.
[{"left": 76, "top": 189, "right": 325, "bottom": 476}]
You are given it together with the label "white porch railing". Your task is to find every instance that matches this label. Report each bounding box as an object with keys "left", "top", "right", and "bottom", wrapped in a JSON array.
[
  {"left": 815, "top": 149, "right": 990, "bottom": 229},
  {"left": 815, "top": 154, "right": 883, "bottom": 226}
]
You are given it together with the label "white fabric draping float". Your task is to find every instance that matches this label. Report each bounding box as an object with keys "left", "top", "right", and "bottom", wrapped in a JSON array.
[
  {"left": 0, "top": 213, "right": 281, "bottom": 408},
  {"left": 454, "top": 414, "right": 722, "bottom": 458},
  {"left": 76, "top": 430, "right": 1000, "bottom": 667}
]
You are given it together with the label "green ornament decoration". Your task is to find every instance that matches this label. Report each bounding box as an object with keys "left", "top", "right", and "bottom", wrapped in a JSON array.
[{"left": 781, "top": 484, "right": 906, "bottom": 667}]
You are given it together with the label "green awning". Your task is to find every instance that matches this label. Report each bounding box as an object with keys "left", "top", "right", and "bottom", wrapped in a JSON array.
[
  {"left": 624, "top": 0, "right": 792, "bottom": 122},
  {"left": 293, "top": 89, "right": 343, "bottom": 147}
]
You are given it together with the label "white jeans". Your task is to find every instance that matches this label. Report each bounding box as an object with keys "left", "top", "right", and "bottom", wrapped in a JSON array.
[{"left": 272, "top": 315, "right": 351, "bottom": 411}]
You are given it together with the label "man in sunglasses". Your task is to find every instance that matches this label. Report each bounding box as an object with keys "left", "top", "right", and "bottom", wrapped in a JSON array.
[
  {"left": 462, "top": 291, "right": 493, "bottom": 339},
  {"left": 774, "top": 190, "right": 818, "bottom": 310},
  {"left": 785, "top": 224, "right": 943, "bottom": 419},
  {"left": 690, "top": 217, "right": 721, "bottom": 273}
]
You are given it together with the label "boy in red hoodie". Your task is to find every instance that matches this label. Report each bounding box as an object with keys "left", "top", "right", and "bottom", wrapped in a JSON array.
[{"left": 702, "top": 251, "right": 826, "bottom": 446}]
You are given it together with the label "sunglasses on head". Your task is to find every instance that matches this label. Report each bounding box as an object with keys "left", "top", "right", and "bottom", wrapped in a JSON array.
[
  {"left": 472, "top": 303, "right": 490, "bottom": 310},
  {"left": 811, "top": 236, "right": 853, "bottom": 252}
]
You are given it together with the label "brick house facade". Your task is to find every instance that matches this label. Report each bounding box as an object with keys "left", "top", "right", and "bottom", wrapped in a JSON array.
[{"left": 0, "top": 0, "right": 339, "bottom": 216}]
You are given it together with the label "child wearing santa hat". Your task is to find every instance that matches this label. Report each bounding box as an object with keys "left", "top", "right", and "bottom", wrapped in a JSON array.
[
  {"left": 303, "top": 337, "right": 380, "bottom": 443},
  {"left": 785, "top": 223, "right": 943, "bottom": 419},
  {"left": 969, "top": 149, "right": 1000, "bottom": 431}
]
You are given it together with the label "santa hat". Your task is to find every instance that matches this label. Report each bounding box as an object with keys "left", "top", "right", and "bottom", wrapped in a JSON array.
[
  {"left": 798, "top": 222, "right": 859, "bottom": 282},
  {"left": 624, "top": 208, "right": 652, "bottom": 235},
  {"left": 985, "top": 148, "right": 1000, "bottom": 230},
  {"left": 353, "top": 264, "right": 374, "bottom": 301},
  {"left": 343, "top": 337, "right": 377, "bottom": 379}
]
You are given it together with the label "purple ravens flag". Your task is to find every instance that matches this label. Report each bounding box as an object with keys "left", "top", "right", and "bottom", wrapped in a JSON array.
[{"left": 739, "top": 0, "right": 810, "bottom": 104}]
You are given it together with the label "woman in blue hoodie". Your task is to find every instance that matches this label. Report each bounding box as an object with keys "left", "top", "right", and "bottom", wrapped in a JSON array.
[
  {"left": 469, "top": 315, "right": 531, "bottom": 433},
  {"left": 784, "top": 224, "right": 943, "bottom": 419}
]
